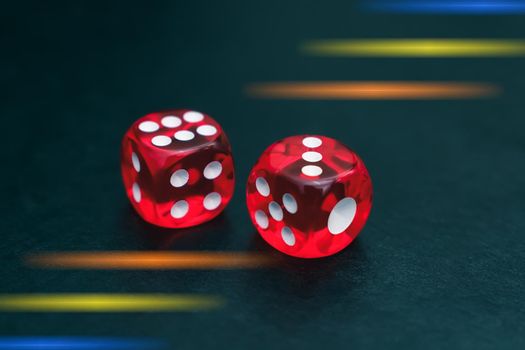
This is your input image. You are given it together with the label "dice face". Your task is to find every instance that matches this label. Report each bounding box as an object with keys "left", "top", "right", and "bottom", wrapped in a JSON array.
[
  {"left": 246, "top": 135, "right": 372, "bottom": 258},
  {"left": 121, "top": 110, "right": 235, "bottom": 228}
]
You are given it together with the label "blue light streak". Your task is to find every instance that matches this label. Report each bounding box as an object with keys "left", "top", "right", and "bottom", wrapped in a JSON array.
[
  {"left": 365, "top": 1, "right": 525, "bottom": 14},
  {"left": 0, "top": 337, "right": 165, "bottom": 350}
]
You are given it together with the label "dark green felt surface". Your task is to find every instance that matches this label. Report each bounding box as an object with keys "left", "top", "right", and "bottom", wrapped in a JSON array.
[{"left": 1, "top": 1, "right": 525, "bottom": 349}]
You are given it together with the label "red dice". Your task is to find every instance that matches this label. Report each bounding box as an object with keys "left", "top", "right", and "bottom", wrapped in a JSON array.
[
  {"left": 121, "top": 110, "right": 235, "bottom": 228},
  {"left": 246, "top": 135, "right": 372, "bottom": 258}
]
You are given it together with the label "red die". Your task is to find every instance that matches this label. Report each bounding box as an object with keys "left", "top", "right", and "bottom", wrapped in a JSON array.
[
  {"left": 246, "top": 135, "right": 372, "bottom": 258},
  {"left": 121, "top": 110, "right": 235, "bottom": 228}
]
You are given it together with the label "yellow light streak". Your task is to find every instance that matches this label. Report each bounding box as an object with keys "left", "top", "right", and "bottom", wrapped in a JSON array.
[
  {"left": 0, "top": 294, "right": 223, "bottom": 312},
  {"left": 303, "top": 39, "right": 525, "bottom": 57}
]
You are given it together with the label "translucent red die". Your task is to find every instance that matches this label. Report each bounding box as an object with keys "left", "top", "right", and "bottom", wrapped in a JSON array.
[
  {"left": 246, "top": 135, "right": 372, "bottom": 258},
  {"left": 121, "top": 110, "right": 235, "bottom": 228}
]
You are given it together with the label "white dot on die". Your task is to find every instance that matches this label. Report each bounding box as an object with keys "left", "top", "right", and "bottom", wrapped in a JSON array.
[
  {"left": 174, "top": 130, "right": 195, "bottom": 141},
  {"left": 131, "top": 152, "right": 141, "bottom": 172},
  {"left": 254, "top": 210, "right": 269, "bottom": 229},
  {"left": 183, "top": 111, "right": 204, "bottom": 123},
  {"left": 302, "top": 151, "right": 323, "bottom": 163},
  {"left": 197, "top": 125, "right": 217, "bottom": 136},
  {"left": 138, "top": 121, "right": 159, "bottom": 133},
  {"left": 327, "top": 197, "right": 357, "bottom": 235},
  {"left": 282, "top": 193, "right": 298, "bottom": 214},
  {"left": 268, "top": 201, "right": 283, "bottom": 221},
  {"left": 255, "top": 177, "right": 270, "bottom": 197},
  {"left": 203, "top": 161, "right": 222, "bottom": 180},
  {"left": 151, "top": 135, "right": 172, "bottom": 147},
  {"left": 203, "top": 192, "right": 222, "bottom": 210},
  {"left": 301, "top": 165, "right": 323, "bottom": 177},
  {"left": 171, "top": 200, "right": 189, "bottom": 219},
  {"left": 170, "top": 169, "right": 189, "bottom": 188},
  {"left": 132, "top": 183, "right": 141, "bottom": 203},
  {"left": 161, "top": 116, "right": 182, "bottom": 128},
  {"left": 302, "top": 136, "right": 322, "bottom": 148},
  {"left": 281, "top": 226, "right": 296, "bottom": 246}
]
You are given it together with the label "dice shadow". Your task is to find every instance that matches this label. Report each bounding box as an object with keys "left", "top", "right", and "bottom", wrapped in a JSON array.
[
  {"left": 240, "top": 231, "right": 372, "bottom": 325},
  {"left": 119, "top": 204, "right": 233, "bottom": 250}
]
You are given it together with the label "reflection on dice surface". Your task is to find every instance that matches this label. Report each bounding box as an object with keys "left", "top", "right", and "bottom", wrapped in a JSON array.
[
  {"left": 121, "top": 110, "right": 235, "bottom": 228},
  {"left": 246, "top": 135, "right": 372, "bottom": 258}
]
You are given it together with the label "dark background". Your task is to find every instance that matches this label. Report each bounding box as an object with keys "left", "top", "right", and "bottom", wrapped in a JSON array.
[{"left": 1, "top": 1, "right": 525, "bottom": 349}]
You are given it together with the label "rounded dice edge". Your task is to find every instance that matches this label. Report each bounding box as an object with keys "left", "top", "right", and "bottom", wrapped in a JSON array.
[
  {"left": 246, "top": 134, "right": 373, "bottom": 258},
  {"left": 121, "top": 109, "right": 235, "bottom": 229}
]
